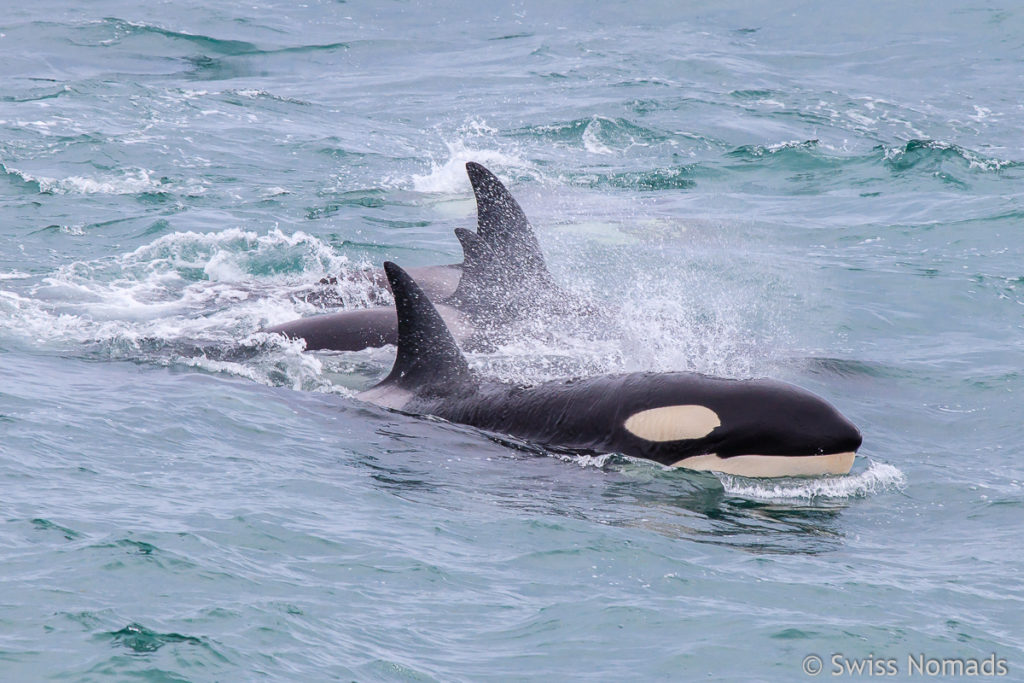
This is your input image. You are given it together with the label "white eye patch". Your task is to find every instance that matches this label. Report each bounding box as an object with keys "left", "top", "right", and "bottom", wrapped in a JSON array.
[{"left": 623, "top": 404, "right": 721, "bottom": 442}]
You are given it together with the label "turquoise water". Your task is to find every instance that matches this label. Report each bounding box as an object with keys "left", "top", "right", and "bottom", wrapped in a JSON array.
[{"left": 2, "top": 1, "right": 1023, "bottom": 680}]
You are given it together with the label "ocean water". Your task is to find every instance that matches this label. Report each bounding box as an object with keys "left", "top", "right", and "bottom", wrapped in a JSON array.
[{"left": 1, "top": 1, "right": 1022, "bottom": 680}]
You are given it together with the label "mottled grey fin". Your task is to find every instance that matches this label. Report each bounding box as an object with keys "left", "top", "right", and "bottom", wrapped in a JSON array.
[
  {"left": 465, "top": 161, "right": 548, "bottom": 274},
  {"left": 453, "top": 164, "right": 560, "bottom": 322},
  {"left": 448, "top": 227, "right": 493, "bottom": 306},
  {"left": 453, "top": 227, "right": 490, "bottom": 272},
  {"left": 378, "top": 261, "right": 471, "bottom": 390}
]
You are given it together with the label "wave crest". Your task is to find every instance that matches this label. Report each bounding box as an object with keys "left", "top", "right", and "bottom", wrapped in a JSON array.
[
  {"left": 1, "top": 164, "right": 175, "bottom": 196},
  {"left": 882, "top": 138, "right": 1018, "bottom": 173}
]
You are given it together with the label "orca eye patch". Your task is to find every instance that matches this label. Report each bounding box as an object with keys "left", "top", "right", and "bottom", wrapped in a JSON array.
[{"left": 623, "top": 405, "right": 721, "bottom": 442}]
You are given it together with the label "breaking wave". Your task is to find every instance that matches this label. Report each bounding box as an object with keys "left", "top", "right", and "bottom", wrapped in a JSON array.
[
  {"left": 1, "top": 163, "right": 204, "bottom": 196},
  {"left": 0, "top": 228, "right": 391, "bottom": 392}
]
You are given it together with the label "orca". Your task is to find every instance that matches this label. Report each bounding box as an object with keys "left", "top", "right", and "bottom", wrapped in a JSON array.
[
  {"left": 267, "top": 162, "right": 596, "bottom": 351},
  {"left": 358, "top": 262, "right": 863, "bottom": 478}
]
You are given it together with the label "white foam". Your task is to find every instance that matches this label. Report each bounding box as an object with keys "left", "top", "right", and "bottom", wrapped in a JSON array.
[
  {"left": 177, "top": 336, "right": 352, "bottom": 394},
  {"left": 14, "top": 167, "right": 164, "bottom": 195},
  {"left": 717, "top": 460, "right": 906, "bottom": 501},
  {"left": 582, "top": 119, "right": 614, "bottom": 155},
  {"left": 0, "top": 278, "right": 356, "bottom": 393},
  {"left": 123, "top": 227, "right": 352, "bottom": 283},
  {"left": 559, "top": 453, "right": 615, "bottom": 469},
  {"left": 2, "top": 162, "right": 210, "bottom": 196},
  {"left": 970, "top": 105, "right": 994, "bottom": 122},
  {"left": 410, "top": 138, "right": 529, "bottom": 194},
  {"left": 766, "top": 139, "right": 816, "bottom": 154},
  {"left": 203, "top": 250, "right": 248, "bottom": 282},
  {"left": 0, "top": 227, "right": 392, "bottom": 394},
  {"left": 848, "top": 111, "right": 876, "bottom": 127}
]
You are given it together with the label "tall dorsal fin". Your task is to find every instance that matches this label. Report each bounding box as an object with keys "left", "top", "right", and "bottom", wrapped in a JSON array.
[
  {"left": 378, "top": 261, "right": 471, "bottom": 390},
  {"left": 465, "top": 162, "right": 547, "bottom": 274}
]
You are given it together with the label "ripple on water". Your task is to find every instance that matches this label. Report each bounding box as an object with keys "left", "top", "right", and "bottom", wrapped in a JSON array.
[{"left": 105, "top": 622, "right": 207, "bottom": 653}]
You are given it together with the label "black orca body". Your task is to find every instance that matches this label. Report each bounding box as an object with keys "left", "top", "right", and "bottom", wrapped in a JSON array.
[
  {"left": 359, "top": 263, "right": 863, "bottom": 478},
  {"left": 267, "top": 162, "right": 586, "bottom": 351}
]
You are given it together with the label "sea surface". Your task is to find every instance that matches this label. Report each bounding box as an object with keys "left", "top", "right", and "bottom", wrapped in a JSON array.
[{"left": 1, "top": 1, "right": 1022, "bottom": 680}]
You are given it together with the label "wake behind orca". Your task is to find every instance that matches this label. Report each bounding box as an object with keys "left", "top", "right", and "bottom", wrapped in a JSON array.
[{"left": 359, "top": 262, "right": 863, "bottom": 478}]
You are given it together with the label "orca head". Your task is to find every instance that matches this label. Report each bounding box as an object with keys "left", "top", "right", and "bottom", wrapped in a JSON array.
[{"left": 621, "top": 376, "right": 862, "bottom": 477}]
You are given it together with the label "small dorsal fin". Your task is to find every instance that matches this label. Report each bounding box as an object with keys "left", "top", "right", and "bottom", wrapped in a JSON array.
[
  {"left": 448, "top": 227, "right": 493, "bottom": 307},
  {"left": 453, "top": 227, "right": 491, "bottom": 272},
  {"left": 465, "top": 162, "right": 547, "bottom": 273},
  {"left": 378, "top": 261, "right": 471, "bottom": 390}
]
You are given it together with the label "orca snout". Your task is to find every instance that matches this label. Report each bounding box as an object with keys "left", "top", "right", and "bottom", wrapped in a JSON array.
[
  {"left": 831, "top": 414, "right": 863, "bottom": 455},
  {"left": 710, "top": 380, "right": 864, "bottom": 460},
  {"left": 781, "top": 390, "right": 863, "bottom": 457}
]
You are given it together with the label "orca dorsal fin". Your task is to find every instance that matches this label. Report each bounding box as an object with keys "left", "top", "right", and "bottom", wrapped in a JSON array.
[
  {"left": 453, "top": 227, "right": 491, "bottom": 272},
  {"left": 456, "top": 163, "right": 560, "bottom": 322},
  {"left": 448, "top": 227, "right": 493, "bottom": 306},
  {"left": 379, "top": 261, "right": 471, "bottom": 390},
  {"left": 465, "top": 162, "right": 547, "bottom": 274}
]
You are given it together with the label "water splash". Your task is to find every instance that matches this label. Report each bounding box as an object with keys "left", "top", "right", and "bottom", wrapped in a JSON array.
[{"left": 410, "top": 138, "right": 531, "bottom": 194}]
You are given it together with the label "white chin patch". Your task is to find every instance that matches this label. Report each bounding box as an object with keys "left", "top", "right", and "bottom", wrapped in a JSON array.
[
  {"left": 672, "top": 452, "right": 856, "bottom": 478},
  {"left": 624, "top": 404, "right": 721, "bottom": 442}
]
